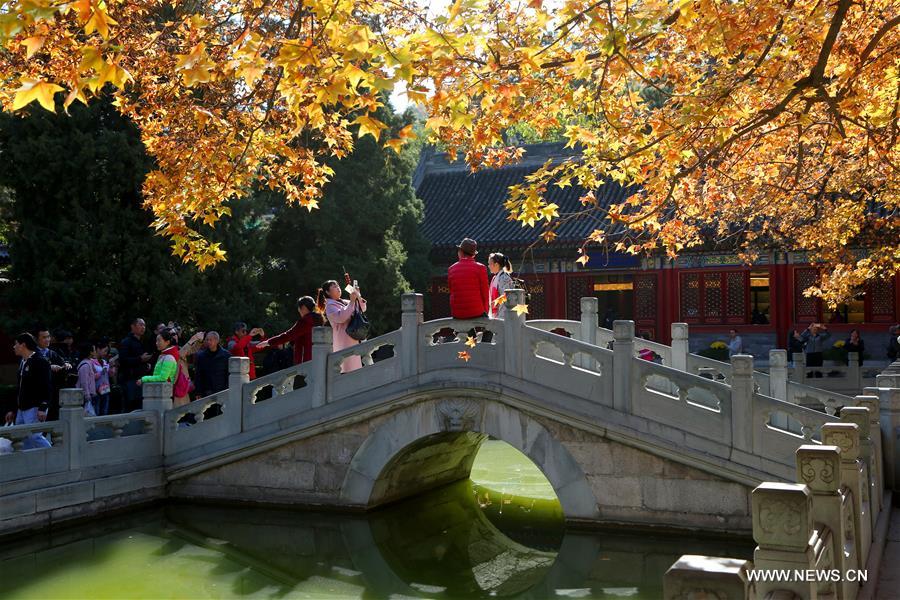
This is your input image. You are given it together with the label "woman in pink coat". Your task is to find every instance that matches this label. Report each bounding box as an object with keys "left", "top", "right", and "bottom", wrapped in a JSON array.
[{"left": 317, "top": 279, "right": 368, "bottom": 373}]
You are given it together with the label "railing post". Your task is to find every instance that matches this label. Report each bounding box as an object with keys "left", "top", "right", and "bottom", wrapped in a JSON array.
[
  {"left": 612, "top": 320, "right": 634, "bottom": 413},
  {"left": 855, "top": 395, "right": 883, "bottom": 504},
  {"left": 792, "top": 352, "right": 807, "bottom": 384},
  {"left": 841, "top": 405, "right": 880, "bottom": 530},
  {"left": 868, "top": 375, "right": 900, "bottom": 492},
  {"left": 142, "top": 381, "right": 173, "bottom": 414},
  {"left": 751, "top": 482, "right": 816, "bottom": 600},
  {"left": 664, "top": 555, "right": 753, "bottom": 600},
  {"left": 671, "top": 323, "right": 689, "bottom": 373},
  {"left": 822, "top": 422, "right": 872, "bottom": 567},
  {"left": 311, "top": 326, "right": 332, "bottom": 407},
  {"left": 730, "top": 355, "right": 755, "bottom": 454},
  {"left": 141, "top": 382, "right": 171, "bottom": 451},
  {"left": 228, "top": 356, "right": 249, "bottom": 433},
  {"left": 579, "top": 297, "right": 598, "bottom": 370},
  {"left": 847, "top": 353, "right": 861, "bottom": 390},
  {"left": 503, "top": 289, "right": 526, "bottom": 379},
  {"left": 796, "top": 444, "right": 861, "bottom": 590},
  {"left": 59, "top": 388, "right": 85, "bottom": 471},
  {"left": 401, "top": 293, "right": 423, "bottom": 378},
  {"left": 768, "top": 349, "right": 788, "bottom": 401}
]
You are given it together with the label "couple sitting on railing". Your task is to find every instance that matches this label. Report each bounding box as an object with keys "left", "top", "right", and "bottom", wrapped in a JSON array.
[
  {"left": 447, "top": 238, "right": 515, "bottom": 345},
  {"left": 256, "top": 277, "right": 368, "bottom": 374}
]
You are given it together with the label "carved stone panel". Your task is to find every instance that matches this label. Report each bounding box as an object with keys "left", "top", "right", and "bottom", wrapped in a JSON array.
[
  {"left": 796, "top": 445, "right": 841, "bottom": 493},
  {"left": 752, "top": 482, "right": 812, "bottom": 550},
  {"left": 437, "top": 399, "right": 483, "bottom": 432},
  {"left": 821, "top": 423, "right": 860, "bottom": 461}
]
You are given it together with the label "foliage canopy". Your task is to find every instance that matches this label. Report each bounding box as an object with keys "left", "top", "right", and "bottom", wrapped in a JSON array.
[{"left": 0, "top": 0, "right": 897, "bottom": 303}]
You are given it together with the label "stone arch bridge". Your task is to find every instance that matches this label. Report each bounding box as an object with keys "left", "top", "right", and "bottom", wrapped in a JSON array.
[{"left": 2, "top": 291, "right": 896, "bottom": 539}]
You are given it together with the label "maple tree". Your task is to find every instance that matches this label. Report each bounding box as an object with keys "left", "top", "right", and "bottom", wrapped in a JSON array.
[{"left": 0, "top": 0, "right": 897, "bottom": 303}]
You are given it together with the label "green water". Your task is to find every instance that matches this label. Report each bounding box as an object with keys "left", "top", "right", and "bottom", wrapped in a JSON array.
[{"left": 1, "top": 441, "right": 753, "bottom": 599}]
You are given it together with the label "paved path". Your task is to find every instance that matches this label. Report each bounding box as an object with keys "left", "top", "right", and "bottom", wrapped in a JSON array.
[{"left": 877, "top": 506, "right": 900, "bottom": 599}]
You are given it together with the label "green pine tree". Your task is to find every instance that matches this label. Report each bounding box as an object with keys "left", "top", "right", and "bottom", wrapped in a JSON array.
[{"left": 261, "top": 106, "right": 431, "bottom": 334}]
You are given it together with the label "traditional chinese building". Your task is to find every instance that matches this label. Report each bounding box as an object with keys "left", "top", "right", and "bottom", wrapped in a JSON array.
[{"left": 414, "top": 143, "right": 900, "bottom": 357}]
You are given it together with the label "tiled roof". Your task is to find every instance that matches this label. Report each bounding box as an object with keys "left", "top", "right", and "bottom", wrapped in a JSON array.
[{"left": 415, "top": 144, "right": 637, "bottom": 249}]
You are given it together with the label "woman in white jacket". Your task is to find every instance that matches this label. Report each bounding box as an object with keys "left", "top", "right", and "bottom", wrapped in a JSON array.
[{"left": 488, "top": 253, "right": 515, "bottom": 319}]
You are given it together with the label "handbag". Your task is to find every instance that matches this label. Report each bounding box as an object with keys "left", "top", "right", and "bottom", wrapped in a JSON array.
[
  {"left": 346, "top": 299, "right": 370, "bottom": 341},
  {"left": 173, "top": 362, "right": 193, "bottom": 398}
]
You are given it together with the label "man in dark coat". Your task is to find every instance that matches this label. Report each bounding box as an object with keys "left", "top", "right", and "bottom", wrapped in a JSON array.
[
  {"left": 35, "top": 328, "right": 71, "bottom": 421},
  {"left": 194, "top": 332, "right": 232, "bottom": 398},
  {"left": 119, "top": 318, "right": 152, "bottom": 412},
  {"left": 6, "top": 333, "right": 52, "bottom": 426}
]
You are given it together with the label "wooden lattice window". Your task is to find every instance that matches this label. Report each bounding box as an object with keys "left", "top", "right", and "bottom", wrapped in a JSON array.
[
  {"left": 704, "top": 276, "right": 723, "bottom": 318},
  {"left": 524, "top": 276, "right": 546, "bottom": 319},
  {"left": 566, "top": 276, "right": 592, "bottom": 320},
  {"left": 726, "top": 272, "right": 747, "bottom": 318},
  {"left": 634, "top": 274, "right": 657, "bottom": 321},
  {"left": 680, "top": 273, "right": 701, "bottom": 321},
  {"left": 429, "top": 279, "right": 450, "bottom": 320},
  {"left": 681, "top": 271, "right": 748, "bottom": 324},
  {"left": 870, "top": 277, "right": 896, "bottom": 322},
  {"left": 794, "top": 268, "right": 820, "bottom": 322}
]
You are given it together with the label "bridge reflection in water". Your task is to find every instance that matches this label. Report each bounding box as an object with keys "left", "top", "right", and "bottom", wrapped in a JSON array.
[{"left": 1, "top": 442, "right": 753, "bottom": 599}]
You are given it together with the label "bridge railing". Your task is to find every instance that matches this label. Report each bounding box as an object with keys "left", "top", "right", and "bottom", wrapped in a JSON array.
[
  {"left": 664, "top": 395, "right": 890, "bottom": 600},
  {"left": 326, "top": 329, "right": 402, "bottom": 403},
  {"left": 1, "top": 388, "right": 161, "bottom": 483}
]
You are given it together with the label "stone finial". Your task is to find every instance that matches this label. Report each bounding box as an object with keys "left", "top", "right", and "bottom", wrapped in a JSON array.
[
  {"left": 401, "top": 293, "right": 423, "bottom": 313},
  {"left": 731, "top": 354, "right": 754, "bottom": 376},
  {"left": 613, "top": 319, "right": 634, "bottom": 341},
  {"left": 854, "top": 396, "right": 880, "bottom": 425},
  {"left": 876, "top": 373, "right": 900, "bottom": 389},
  {"left": 142, "top": 381, "right": 172, "bottom": 399},
  {"left": 821, "top": 422, "right": 860, "bottom": 461},
  {"left": 840, "top": 407, "right": 870, "bottom": 439},
  {"left": 795, "top": 445, "right": 841, "bottom": 493},
  {"left": 313, "top": 326, "right": 333, "bottom": 346},
  {"left": 580, "top": 297, "right": 598, "bottom": 315},
  {"left": 664, "top": 555, "right": 752, "bottom": 600},
  {"left": 228, "top": 356, "right": 250, "bottom": 375},
  {"left": 752, "top": 482, "right": 813, "bottom": 551},
  {"left": 671, "top": 322, "right": 688, "bottom": 341},
  {"left": 59, "top": 388, "right": 84, "bottom": 408},
  {"left": 769, "top": 349, "right": 788, "bottom": 368},
  {"left": 505, "top": 289, "right": 526, "bottom": 308}
]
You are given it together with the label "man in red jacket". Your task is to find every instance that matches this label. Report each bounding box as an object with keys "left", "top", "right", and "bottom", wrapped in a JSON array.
[{"left": 448, "top": 238, "right": 490, "bottom": 319}]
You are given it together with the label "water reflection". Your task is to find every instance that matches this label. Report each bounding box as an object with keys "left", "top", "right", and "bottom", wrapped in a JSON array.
[{"left": 1, "top": 476, "right": 752, "bottom": 599}]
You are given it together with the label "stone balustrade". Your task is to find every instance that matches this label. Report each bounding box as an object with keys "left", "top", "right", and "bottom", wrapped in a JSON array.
[
  {"left": 665, "top": 397, "right": 891, "bottom": 600},
  {"left": 3, "top": 291, "right": 899, "bottom": 549}
]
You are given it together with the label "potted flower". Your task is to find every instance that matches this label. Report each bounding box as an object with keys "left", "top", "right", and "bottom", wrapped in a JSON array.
[{"left": 698, "top": 341, "right": 729, "bottom": 362}]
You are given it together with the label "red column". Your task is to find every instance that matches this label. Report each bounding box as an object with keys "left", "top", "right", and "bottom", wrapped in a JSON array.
[
  {"left": 770, "top": 264, "right": 791, "bottom": 348},
  {"left": 545, "top": 273, "right": 566, "bottom": 319}
]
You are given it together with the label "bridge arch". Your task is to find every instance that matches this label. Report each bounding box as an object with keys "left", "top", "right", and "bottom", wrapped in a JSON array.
[{"left": 340, "top": 394, "right": 600, "bottom": 521}]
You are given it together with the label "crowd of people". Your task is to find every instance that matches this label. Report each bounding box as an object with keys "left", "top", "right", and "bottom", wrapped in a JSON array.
[
  {"left": 6, "top": 242, "right": 900, "bottom": 430},
  {"left": 4, "top": 277, "right": 368, "bottom": 428}
]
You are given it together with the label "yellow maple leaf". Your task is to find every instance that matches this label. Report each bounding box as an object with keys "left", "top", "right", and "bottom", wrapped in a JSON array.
[
  {"left": 575, "top": 255, "right": 590, "bottom": 266},
  {"left": 84, "top": 4, "right": 118, "bottom": 39},
  {"left": 397, "top": 124, "right": 416, "bottom": 139},
  {"left": 457, "top": 350, "right": 471, "bottom": 362},
  {"left": 383, "top": 138, "right": 405, "bottom": 153},
  {"left": 492, "top": 293, "right": 507, "bottom": 308},
  {"left": 13, "top": 80, "right": 64, "bottom": 112},
  {"left": 21, "top": 36, "right": 45, "bottom": 59},
  {"left": 353, "top": 114, "right": 387, "bottom": 141},
  {"left": 512, "top": 304, "right": 529, "bottom": 317},
  {"left": 465, "top": 335, "right": 477, "bottom": 348}
]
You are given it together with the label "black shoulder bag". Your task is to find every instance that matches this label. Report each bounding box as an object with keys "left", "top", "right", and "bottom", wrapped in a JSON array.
[{"left": 346, "top": 300, "right": 370, "bottom": 341}]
